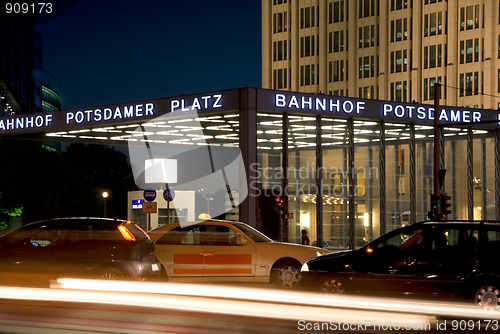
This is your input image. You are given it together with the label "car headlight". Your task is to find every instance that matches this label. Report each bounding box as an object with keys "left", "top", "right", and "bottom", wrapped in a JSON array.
[{"left": 301, "top": 263, "right": 309, "bottom": 272}]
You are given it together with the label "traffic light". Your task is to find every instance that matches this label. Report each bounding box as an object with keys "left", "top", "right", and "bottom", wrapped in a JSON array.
[
  {"left": 275, "top": 196, "right": 284, "bottom": 209},
  {"left": 428, "top": 194, "right": 441, "bottom": 220},
  {"left": 275, "top": 196, "right": 285, "bottom": 218},
  {"left": 440, "top": 193, "right": 451, "bottom": 219}
]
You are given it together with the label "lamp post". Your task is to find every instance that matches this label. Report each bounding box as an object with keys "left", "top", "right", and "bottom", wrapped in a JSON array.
[{"left": 102, "top": 191, "right": 109, "bottom": 217}]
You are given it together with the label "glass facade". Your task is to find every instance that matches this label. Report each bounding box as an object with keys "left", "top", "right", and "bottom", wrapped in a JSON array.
[
  {"left": 1, "top": 88, "right": 499, "bottom": 249},
  {"left": 252, "top": 90, "right": 500, "bottom": 250}
]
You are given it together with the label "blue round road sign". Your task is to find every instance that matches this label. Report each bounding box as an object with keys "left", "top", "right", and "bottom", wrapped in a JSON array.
[
  {"left": 163, "top": 188, "right": 175, "bottom": 202},
  {"left": 143, "top": 188, "right": 157, "bottom": 202}
]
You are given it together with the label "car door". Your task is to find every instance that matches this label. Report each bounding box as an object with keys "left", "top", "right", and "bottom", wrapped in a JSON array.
[
  {"left": 0, "top": 223, "right": 65, "bottom": 283},
  {"left": 411, "top": 226, "right": 480, "bottom": 299},
  {"left": 350, "top": 227, "right": 424, "bottom": 296},
  {"left": 200, "top": 224, "right": 256, "bottom": 279},
  {"left": 154, "top": 225, "right": 205, "bottom": 278}
]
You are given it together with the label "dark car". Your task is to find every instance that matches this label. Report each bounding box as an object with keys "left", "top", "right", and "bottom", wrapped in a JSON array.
[
  {"left": 300, "top": 220, "right": 500, "bottom": 309},
  {"left": 0, "top": 217, "right": 161, "bottom": 285}
]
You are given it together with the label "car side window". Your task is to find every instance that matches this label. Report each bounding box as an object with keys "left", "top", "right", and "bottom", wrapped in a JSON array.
[
  {"left": 157, "top": 226, "right": 201, "bottom": 245},
  {"left": 200, "top": 225, "right": 237, "bottom": 246},
  {"left": 426, "top": 228, "right": 479, "bottom": 257},
  {"left": 486, "top": 227, "right": 500, "bottom": 253},
  {"left": 28, "top": 226, "right": 62, "bottom": 248},
  {"left": 374, "top": 228, "right": 424, "bottom": 250}
]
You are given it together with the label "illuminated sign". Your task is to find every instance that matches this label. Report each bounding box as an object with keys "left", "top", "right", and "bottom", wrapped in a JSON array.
[
  {"left": 132, "top": 199, "right": 144, "bottom": 209},
  {"left": 170, "top": 94, "right": 223, "bottom": 112},
  {"left": 66, "top": 103, "right": 155, "bottom": 125},
  {"left": 382, "top": 103, "right": 481, "bottom": 123},
  {"left": 273, "top": 92, "right": 496, "bottom": 126},
  {"left": 275, "top": 93, "right": 365, "bottom": 114},
  {"left": 0, "top": 92, "right": 228, "bottom": 136}
]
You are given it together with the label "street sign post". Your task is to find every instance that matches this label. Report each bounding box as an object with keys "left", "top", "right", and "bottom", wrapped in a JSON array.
[
  {"left": 143, "top": 188, "right": 157, "bottom": 230},
  {"left": 143, "top": 188, "right": 157, "bottom": 202},
  {"left": 163, "top": 188, "right": 175, "bottom": 224}
]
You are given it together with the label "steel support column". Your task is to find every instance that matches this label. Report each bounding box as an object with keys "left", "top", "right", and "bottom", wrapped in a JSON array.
[
  {"left": 495, "top": 130, "right": 500, "bottom": 220},
  {"left": 379, "top": 121, "right": 386, "bottom": 235},
  {"left": 316, "top": 116, "right": 323, "bottom": 247},
  {"left": 348, "top": 118, "right": 356, "bottom": 249},
  {"left": 239, "top": 88, "right": 257, "bottom": 226},
  {"left": 410, "top": 124, "right": 416, "bottom": 225},
  {"left": 467, "top": 127, "right": 474, "bottom": 220},
  {"left": 281, "top": 112, "right": 289, "bottom": 242}
]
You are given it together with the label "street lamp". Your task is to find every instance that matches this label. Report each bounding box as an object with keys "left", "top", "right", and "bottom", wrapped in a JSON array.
[{"left": 102, "top": 191, "right": 109, "bottom": 217}]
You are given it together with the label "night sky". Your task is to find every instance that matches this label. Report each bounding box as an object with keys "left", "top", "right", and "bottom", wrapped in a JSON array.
[{"left": 36, "top": 0, "right": 262, "bottom": 109}]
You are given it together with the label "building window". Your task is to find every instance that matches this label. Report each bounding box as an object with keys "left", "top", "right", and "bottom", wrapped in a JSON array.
[
  {"left": 300, "top": 6, "right": 317, "bottom": 29},
  {"left": 330, "top": 59, "right": 345, "bottom": 82},
  {"left": 391, "top": 0, "right": 408, "bottom": 11},
  {"left": 359, "top": 25, "right": 375, "bottom": 48},
  {"left": 300, "top": 65, "right": 316, "bottom": 86},
  {"left": 273, "top": 68, "right": 288, "bottom": 89},
  {"left": 391, "top": 50, "right": 408, "bottom": 73},
  {"left": 300, "top": 36, "right": 315, "bottom": 57},
  {"left": 498, "top": 35, "right": 500, "bottom": 58},
  {"left": 460, "top": 39, "right": 479, "bottom": 63},
  {"left": 359, "top": 86, "right": 375, "bottom": 99},
  {"left": 424, "top": 77, "right": 442, "bottom": 101},
  {"left": 474, "top": 38, "right": 479, "bottom": 62},
  {"left": 359, "top": 0, "right": 376, "bottom": 18},
  {"left": 273, "top": 12, "right": 287, "bottom": 33},
  {"left": 460, "top": 72, "right": 479, "bottom": 96},
  {"left": 391, "top": 19, "right": 407, "bottom": 42},
  {"left": 498, "top": 69, "right": 500, "bottom": 92},
  {"left": 465, "top": 72, "right": 473, "bottom": 96},
  {"left": 274, "top": 40, "right": 287, "bottom": 61},
  {"left": 331, "top": 30, "right": 344, "bottom": 52},
  {"left": 329, "top": 1, "right": 344, "bottom": 23},
  {"left": 422, "top": 45, "right": 443, "bottom": 68},
  {"left": 425, "top": 12, "right": 442, "bottom": 37},
  {"left": 461, "top": 5, "right": 480, "bottom": 31},
  {"left": 437, "top": 44, "right": 442, "bottom": 67},
  {"left": 424, "top": 46, "right": 428, "bottom": 69}
]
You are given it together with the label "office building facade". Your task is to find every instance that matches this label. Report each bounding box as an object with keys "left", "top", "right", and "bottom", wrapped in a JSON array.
[{"left": 262, "top": 0, "right": 500, "bottom": 109}]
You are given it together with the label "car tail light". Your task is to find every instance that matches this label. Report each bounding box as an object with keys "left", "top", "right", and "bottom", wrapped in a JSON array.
[{"left": 118, "top": 225, "right": 136, "bottom": 241}]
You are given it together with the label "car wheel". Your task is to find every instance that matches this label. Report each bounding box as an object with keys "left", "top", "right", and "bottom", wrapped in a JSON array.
[
  {"left": 99, "top": 268, "right": 125, "bottom": 280},
  {"left": 271, "top": 260, "right": 301, "bottom": 288},
  {"left": 474, "top": 285, "right": 500, "bottom": 310},
  {"left": 320, "top": 278, "right": 345, "bottom": 294}
]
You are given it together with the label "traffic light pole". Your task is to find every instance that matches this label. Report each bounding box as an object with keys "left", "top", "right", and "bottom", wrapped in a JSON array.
[
  {"left": 430, "top": 83, "right": 447, "bottom": 220},
  {"left": 433, "top": 83, "right": 441, "bottom": 205}
]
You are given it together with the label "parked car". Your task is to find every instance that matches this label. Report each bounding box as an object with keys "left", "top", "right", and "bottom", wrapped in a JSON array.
[
  {"left": 149, "top": 220, "right": 330, "bottom": 288},
  {"left": 0, "top": 217, "right": 161, "bottom": 285},
  {"left": 300, "top": 220, "right": 500, "bottom": 308}
]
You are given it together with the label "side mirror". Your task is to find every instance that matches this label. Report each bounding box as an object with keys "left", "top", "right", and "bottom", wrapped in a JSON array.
[{"left": 236, "top": 237, "right": 248, "bottom": 246}]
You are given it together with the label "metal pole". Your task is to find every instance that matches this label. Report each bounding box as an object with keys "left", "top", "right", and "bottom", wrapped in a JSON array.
[
  {"left": 433, "top": 83, "right": 441, "bottom": 219},
  {"left": 433, "top": 83, "right": 441, "bottom": 199}
]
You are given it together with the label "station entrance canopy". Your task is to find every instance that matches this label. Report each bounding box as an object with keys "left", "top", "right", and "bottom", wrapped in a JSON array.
[
  {"left": 1, "top": 88, "right": 499, "bottom": 139},
  {"left": 2, "top": 88, "right": 499, "bottom": 143},
  {"left": 1, "top": 88, "right": 500, "bottom": 227}
]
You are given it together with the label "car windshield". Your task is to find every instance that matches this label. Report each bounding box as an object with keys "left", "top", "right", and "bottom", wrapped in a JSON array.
[{"left": 233, "top": 223, "right": 273, "bottom": 242}]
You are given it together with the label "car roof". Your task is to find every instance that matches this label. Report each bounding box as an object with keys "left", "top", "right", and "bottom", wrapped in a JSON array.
[
  {"left": 28, "top": 217, "right": 130, "bottom": 227},
  {"left": 418, "top": 220, "right": 500, "bottom": 226},
  {"left": 399, "top": 220, "right": 500, "bottom": 231}
]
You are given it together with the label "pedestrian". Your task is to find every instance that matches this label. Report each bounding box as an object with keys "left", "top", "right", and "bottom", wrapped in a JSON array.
[{"left": 301, "top": 229, "right": 310, "bottom": 245}]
